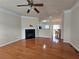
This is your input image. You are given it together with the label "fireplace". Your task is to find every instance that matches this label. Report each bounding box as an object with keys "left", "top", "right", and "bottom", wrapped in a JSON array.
[{"left": 25, "top": 29, "right": 35, "bottom": 39}]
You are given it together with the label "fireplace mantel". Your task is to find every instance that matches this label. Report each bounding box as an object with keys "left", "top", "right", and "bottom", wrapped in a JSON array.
[
  {"left": 25, "top": 27, "right": 37, "bottom": 29},
  {"left": 21, "top": 27, "right": 38, "bottom": 39},
  {"left": 25, "top": 29, "right": 35, "bottom": 39}
]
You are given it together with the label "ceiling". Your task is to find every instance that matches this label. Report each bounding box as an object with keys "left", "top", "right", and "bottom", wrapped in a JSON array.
[{"left": 0, "top": 0, "right": 78, "bottom": 19}]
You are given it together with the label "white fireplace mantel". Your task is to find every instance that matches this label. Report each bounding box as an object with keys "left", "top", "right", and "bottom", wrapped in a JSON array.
[
  {"left": 21, "top": 27, "right": 38, "bottom": 39},
  {"left": 25, "top": 27, "right": 37, "bottom": 29}
]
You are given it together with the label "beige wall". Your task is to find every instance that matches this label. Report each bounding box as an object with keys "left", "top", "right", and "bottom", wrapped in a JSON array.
[
  {"left": 0, "top": 8, "right": 21, "bottom": 46},
  {"left": 51, "top": 18, "right": 62, "bottom": 24}
]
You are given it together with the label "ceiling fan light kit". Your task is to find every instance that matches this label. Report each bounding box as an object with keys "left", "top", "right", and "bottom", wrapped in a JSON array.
[{"left": 17, "top": 0, "right": 44, "bottom": 14}]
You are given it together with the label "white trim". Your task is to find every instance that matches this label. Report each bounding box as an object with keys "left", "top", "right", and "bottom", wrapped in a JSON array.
[
  {"left": 0, "top": 39, "right": 21, "bottom": 47},
  {"left": 69, "top": 42, "right": 79, "bottom": 52},
  {"left": 0, "top": 7, "right": 21, "bottom": 16},
  {"left": 64, "top": 41, "right": 79, "bottom": 52},
  {"left": 25, "top": 27, "right": 37, "bottom": 29},
  {"left": 63, "top": 40, "right": 70, "bottom": 43},
  {"left": 21, "top": 27, "right": 38, "bottom": 39}
]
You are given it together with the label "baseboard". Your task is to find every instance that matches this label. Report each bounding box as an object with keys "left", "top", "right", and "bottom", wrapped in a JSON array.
[
  {"left": 63, "top": 40, "right": 79, "bottom": 54},
  {"left": 68, "top": 42, "right": 79, "bottom": 53},
  {"left": 0, "top": 39, "right": 21, "bottom": 47}
]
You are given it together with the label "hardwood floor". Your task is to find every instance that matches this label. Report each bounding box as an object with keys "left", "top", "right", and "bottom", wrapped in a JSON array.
[{"left": 0, "top": 37, "right": 79, "bottom": 59}]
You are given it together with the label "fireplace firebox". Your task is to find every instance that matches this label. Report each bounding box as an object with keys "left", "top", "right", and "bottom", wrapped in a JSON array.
[{"left": 25, "top": 29, "right": 35, "bottom": 39}]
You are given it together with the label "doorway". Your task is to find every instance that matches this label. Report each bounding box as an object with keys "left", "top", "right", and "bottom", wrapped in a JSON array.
[{"left": 53, "top": 25, "right": 61, "bottom": 43}]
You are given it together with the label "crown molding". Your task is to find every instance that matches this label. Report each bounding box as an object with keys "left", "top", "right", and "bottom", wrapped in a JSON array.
[
  {"left": 70, "top": 0, "right": 79, "bottom": 11},
  {"left": 64, "top": 1, "right": 79, "bottom": 14}
]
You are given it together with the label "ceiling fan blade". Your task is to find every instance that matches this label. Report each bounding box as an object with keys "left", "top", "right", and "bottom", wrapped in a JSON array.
[
  {"left": 34, "top": 8, "right": 39, "bottom": 13},
  {"left": 33, "top": 4, "right": 43, "bottom": 6},
  {"left": 17, "top": 5, "right": 29, "bottom": 7},
  {"left": 27, "top": 9, "right": 30, "bottom": 13},
  {"left": 27, "top": 0, "right": 31, "bottom": 4}
]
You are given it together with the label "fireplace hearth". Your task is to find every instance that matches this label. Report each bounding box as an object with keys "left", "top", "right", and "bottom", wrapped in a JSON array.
[{"left": 25, "top": 29, "right": 35, "bottom": 39}]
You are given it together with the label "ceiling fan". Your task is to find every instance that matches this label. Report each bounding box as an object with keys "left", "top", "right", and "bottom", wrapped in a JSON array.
[{"left": 17, "top": 0, "right": 44, "bottom": 13}]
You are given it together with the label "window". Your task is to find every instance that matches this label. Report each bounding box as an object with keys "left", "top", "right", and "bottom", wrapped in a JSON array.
[{"left": 45, "top": 25, "right": 49, "bottom": 29}]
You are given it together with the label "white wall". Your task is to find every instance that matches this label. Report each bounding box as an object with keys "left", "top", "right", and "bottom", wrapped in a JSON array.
[
  {"left": 39, "top": 20, "right": 51, "bottom": 38},
  {"left": 60, "top": 13, "right": 64, "bottom": 39},
  {"left": 39, "top": 29, "right": 51, "bottom": 38},
  {"left": 63, "top": 10, "right": 71, "bottom": 42},
  {"left": 70, "top": 1, "right": 79, "bottom": 51},
  {"left": 0, "top": 8, "right": 21, "bottom": 46},
  {"left": 21, "top": 16, "right": 39, "bottom": 39},
  {"left": 38, "top": 17, "right": 62, "bottom": 38},
  {"left": 63, "top": 1, "right": 79, "bottom": 51}
]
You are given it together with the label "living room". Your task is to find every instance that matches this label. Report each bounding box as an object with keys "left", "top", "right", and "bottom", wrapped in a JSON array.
[{"left": 0, "top": 0, "right": 79, "bottom": 59}]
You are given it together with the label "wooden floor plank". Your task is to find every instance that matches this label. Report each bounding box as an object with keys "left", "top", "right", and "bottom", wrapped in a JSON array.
[{"left": 0, "top": 38, "right": 79, "bottom": 59}]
